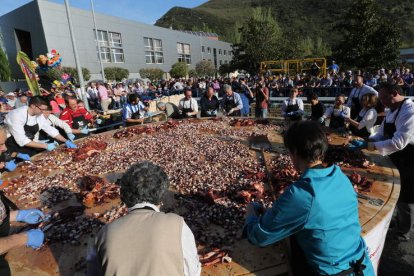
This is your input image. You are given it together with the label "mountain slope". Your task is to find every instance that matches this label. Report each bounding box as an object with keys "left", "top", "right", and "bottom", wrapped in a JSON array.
[{"left": 155, "top": 0, "right": 414, "bottom": 47}]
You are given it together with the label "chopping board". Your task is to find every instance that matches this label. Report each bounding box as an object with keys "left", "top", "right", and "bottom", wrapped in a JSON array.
[{"left": 3, "top": 119, "right": 399, "bottom": 276}]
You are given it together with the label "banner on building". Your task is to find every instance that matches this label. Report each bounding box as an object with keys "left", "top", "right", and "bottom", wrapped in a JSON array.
[{"left": 16, "top": 51, "right": 40, "bottom": 96}]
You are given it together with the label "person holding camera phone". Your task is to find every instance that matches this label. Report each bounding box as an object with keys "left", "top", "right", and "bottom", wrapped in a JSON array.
[{"left": 255, "top": 82, "right": 269, "bottom": 118}]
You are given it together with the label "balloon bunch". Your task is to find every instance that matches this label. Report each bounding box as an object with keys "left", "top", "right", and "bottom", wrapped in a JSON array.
[
  {"left": 52, "top": 72, "right": 73, "bottom": 88},
  {"left": 35, "top": 49, "right": 62, "bottom": 71}
]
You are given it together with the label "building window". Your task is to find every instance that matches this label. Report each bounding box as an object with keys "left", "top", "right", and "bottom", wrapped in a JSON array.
[
  {"left": 177, "top": 43, "right": 191, "bottom": 65},
  {"left": 224, "top": 50, "right": 227, "bottom": 55},
  {"left": 144, "top": 37, "right": 164, "bottom": 64},
  {"left": 202, "top": 46, "right": 205, "bottom": 52},
  {"left": 207, "top": 47, "right": 211, "bottom": 54},
  {"left": 229, "top": 51, "right": 232, "bottom": 56},
  {"left": 219, "top": 49, "right": 222, "bottom": 55},
  {"left": 95, "top": 30, "right": 124, "bottom": 63}
]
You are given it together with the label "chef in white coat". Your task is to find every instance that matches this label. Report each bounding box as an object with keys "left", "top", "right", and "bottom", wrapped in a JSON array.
[
  {"left": 4, "top": 96, "right": 76, "bottom": 157},
  {"left": 368, "top": 82, "right": 414, "bottom": 241}
]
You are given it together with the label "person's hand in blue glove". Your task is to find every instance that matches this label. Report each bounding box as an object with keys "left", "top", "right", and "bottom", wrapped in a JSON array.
[
  {"left": 17, "top": 153, "right": 31, "bottom": 161},
  {"left": 96, "top": 118, "right": 103, "bottom": 125},
  {"left": 340, "top": 112, "right": 348, "bottom": 119},
  {"left": 348, "top": 139, "right": 367, "bottom": 150},
  {"left": 4, "top": 160, "right": 17, "bottom": 171},
  {"left": 351, "top": 139, "right": 367, "bottom": 147},
  {"left": 16, "top": 209, "right": 45, "bottom": 224},
  {"left": 46, "top": 143, "right": 56, "bottom": 151},
  {"left": 26, "top": 229, "right": 45, "bottom": 249},
  {"left": 81, "top": 128, "right": 89, "bottom": 135},
  {"left": 67, "top": 133, "right": 76, "bottom": 141},
  {"left": 65, "top": 140, "right": 77, "bottom": 149}
]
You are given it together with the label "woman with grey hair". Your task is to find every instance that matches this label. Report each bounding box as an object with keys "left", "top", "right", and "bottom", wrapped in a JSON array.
[{"left": 92, "top": 161, "right": 200, "bottom": 276}]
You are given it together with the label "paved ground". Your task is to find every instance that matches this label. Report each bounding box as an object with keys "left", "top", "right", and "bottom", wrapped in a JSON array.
[{"left": 378, "top": 231, "right": 414, "bottom": 275}]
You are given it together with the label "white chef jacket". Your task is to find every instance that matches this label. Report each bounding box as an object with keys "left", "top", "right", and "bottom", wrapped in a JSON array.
[
  {"left": 178, "top": 98, "right": 199, "bottom": 113},
  {"left": 370, "top": 98, "right": 414, "bottom": 156},
  {"left": 346, "top": 84, "right": 378, "bottom": 107},
  {"left": 34, "top": 114, "right": 72, "bottom": 142},
  {"left": 4, "top": 106, "right": 59, "bottom": 147},
  {"left": 281, "top": 98, "right": 304, "bottom": 116},
  {"left": 323, "top": 105, "right": 351, "bottom": 119}
]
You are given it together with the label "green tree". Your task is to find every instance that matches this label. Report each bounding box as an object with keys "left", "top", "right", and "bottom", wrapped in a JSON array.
[
  {"left": 195, "top": 60, "right": 216, "bottom": 77},
  {"left": 0, "top": 47, "right": 11, "bottom": 81},
  {"left": 188, "top": 69, "right": 198, "bottom": 78},
  {"left": 231, "top": 8, "right": 282, "bottom": 74},
  {"left": 296, "top": 36, "right": 332, "bottom": 58},
  {"left": 104, "top": 67, "right": 129, "bottom": 82},
  {"left": 218, "top": 63, "right": 233, "bottom": 77},
  {"left": 333, "top": 0, "right": 401, "bottom": 70},
  {"left": 39, "top": 68, "right": 62, "bottom": 82},
  {"left": 139, "top": 68, "right": 164, "bottom": 81},
  {"left": 61, "top": 67, "right": 91, "bottom": 82},
  {"left": 170, "top": 62, "right": 188, "bottom": 78}
]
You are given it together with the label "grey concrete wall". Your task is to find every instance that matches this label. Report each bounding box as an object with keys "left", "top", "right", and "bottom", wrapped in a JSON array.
[
  {"left": 0, "top": 81, "right": 29, "bottom": 92},
  {"left": 35, "top": 0, "right": 232, "bottom": 79},
  {"left": 0, "top": 1, "right": 48, "bottom": 79}
]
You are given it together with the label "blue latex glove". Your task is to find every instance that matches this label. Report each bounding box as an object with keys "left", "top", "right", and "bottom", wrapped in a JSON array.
[
  {"left": 4, "top": 160, "right": 17, "bottom": 171},
  {"left": 348, "top": 140, "right": 367, "bottom": 150},
  {"left": 351, "top": 140, "right": 367, "bottom": 147},
  {"left": 81, "top": 128, "right": 89, "bottom": 135},
  {"left": 46, "top": 143, "right": 56, "bottom": 151},
  {"left": 26, "top": 229, "right": 45, "bottom": 249},
  {"left": 96, "top": 118, "right": 103, "bottom": 125},
  {"left": 65, "top": 140, "right": 77, "bottom": 149},
  {"left": 67, "top": 133, "right": 76, "bottom": 141},
  {"left": 0, "top": 180, "right": 3, "bottom": 187},
  {"left": 17, "top": 153, "right": 30, "bottom": 161},
  {"left": 16, "top": 209, "right": 45, "bottom": 224},
  {"left": 340, "top": 112, "right": 347, "bottom": 119}
]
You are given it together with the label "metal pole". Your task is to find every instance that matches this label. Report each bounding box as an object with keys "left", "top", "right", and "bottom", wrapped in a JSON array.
[
  {"left": 200, "top": 36, "right": 203, "bottom": 60},
  {"left": 64, "top": 0, "right": 90, "bottom": 110},
  {"left": 90, "top": 0, "right": 105, "bottom": 82}
]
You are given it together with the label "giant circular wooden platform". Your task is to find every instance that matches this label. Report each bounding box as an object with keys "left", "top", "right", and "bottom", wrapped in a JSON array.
[{"left": 2, "top": 119, "right": 399, "bottom": 276}]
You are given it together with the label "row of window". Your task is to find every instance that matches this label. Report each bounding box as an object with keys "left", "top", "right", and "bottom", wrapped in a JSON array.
[
  {"left": 201, "top": 46, "right": 232, "bottom": 56},
  {"left": 94, "top": 30, "right": 231, "bottom": 65},
  {"left": 204, "top": 59, "right": 229, "bottom": 65}
]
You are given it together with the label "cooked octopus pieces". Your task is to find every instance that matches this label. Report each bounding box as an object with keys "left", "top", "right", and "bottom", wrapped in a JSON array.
[{"left": 10, "top": 119, "right": 380, "bottom": 266}]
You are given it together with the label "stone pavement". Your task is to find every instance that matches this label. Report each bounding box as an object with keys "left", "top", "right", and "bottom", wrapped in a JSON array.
[{"left": 378, "top": 231, "right": 414, "bottom": 276}]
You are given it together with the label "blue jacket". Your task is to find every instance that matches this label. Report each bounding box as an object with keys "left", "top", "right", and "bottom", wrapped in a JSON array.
[{"left": 245, "top": 165, "right": 374, "bottom": 275}]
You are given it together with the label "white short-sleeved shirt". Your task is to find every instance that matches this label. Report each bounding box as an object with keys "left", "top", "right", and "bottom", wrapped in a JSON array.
[{"left": 357, "top": 107, "right": 377, "bottom": 134}]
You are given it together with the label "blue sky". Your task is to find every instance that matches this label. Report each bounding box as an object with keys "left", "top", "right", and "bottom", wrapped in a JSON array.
[{"left": 0, "top": 0, "right": 207, "bottom": 24}]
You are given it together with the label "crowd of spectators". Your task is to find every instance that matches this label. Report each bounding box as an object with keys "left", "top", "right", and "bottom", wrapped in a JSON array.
[{"left": 0, "top": 64, "right": 412, "bottom": 123}]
